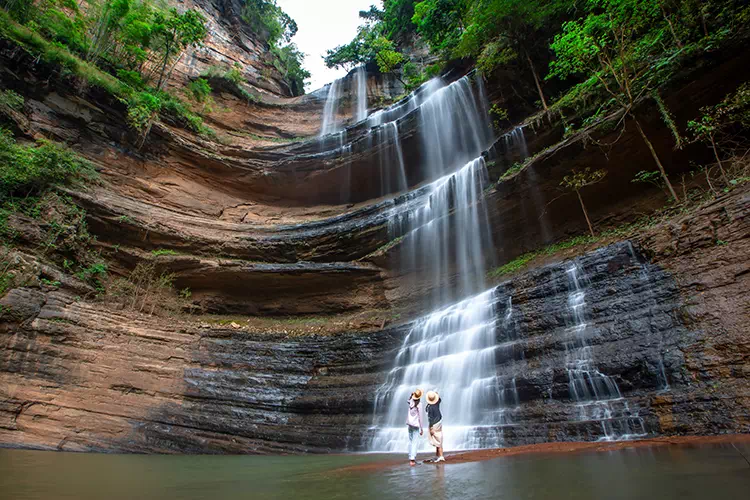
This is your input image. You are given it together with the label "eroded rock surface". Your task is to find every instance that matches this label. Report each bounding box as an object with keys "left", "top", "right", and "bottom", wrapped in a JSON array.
[{"left": 1, "top": 187, "right": 747, "bottom": 452}]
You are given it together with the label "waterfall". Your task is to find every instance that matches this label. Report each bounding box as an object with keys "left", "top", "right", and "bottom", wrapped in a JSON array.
[
  {"left": 320, "top": 79, "right": 342, "bottom": 136},
  {"left": 417, "top": 77, "right": 493, "bottom": 180},
  {"left": 367, "top": 75, "right": 492, "bottom": 182},
  {"left": 355, "top": 66, "right": 368, "bottom": 122},
  {"left": 369, "top": 121, "right": 408, "bottom": 195},
  {"left": 366, "top": 78, "right": 444, "bottom": 128},
  {"left": 563, "top": 264, "right": 646, "bottom": 441},
  {"left": 369, "top": 73, "right": 500, "bottom": 452},
  {"left": 372, "top": 288, "right": 518, "bottom": 452},
  {"left": 390, "top": 157, "right": 494, "bottom": 306}
]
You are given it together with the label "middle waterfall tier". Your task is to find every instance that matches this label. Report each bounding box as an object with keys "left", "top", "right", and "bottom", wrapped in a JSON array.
[{"left": 389, "top": 156, "right": 494, "bottom": 308}]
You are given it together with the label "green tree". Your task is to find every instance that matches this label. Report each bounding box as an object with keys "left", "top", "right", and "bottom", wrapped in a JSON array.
[
  {"left": 560, "top": 167, "right": 607, "bottom": 237},
  {"left": 242, "top": 0, "right": 297, "bottom": 46},
  {"left": 688, "top": 82, "right": 750, "bottom": 189},
  {"left": 457, "top": 0, "right": 575, "bottom": 114},
  {"left": 187, "top": 77, "right": 213, "bottom": 111},
  {"left": 272, "top": 43, "right": 310, "bottom": 96},
  {"left": 86, "top": 0, "right": 132, "bottom": 63},
  {"left": 412, "top": 0, "right": 469, "bottom": 57},
  {"left": 151, "top": 8, "right": 207, "bottom": 90},
  {"left": 549, "top": 0, "right": 680, "bottom": 202}
]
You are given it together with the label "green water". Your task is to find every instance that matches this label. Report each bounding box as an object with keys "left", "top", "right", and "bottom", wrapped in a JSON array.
[{"left": 1, "top": 443, "right": 749, "bottom": 499}]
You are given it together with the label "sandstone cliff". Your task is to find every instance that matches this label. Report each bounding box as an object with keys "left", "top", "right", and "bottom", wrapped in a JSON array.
[{"left": 0, "top": 5, "right": 748, "bottom": 454}]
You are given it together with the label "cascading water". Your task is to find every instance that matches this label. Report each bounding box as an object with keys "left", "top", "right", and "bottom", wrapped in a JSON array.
[
  {"left": 369, "top": 121, "right": 408, "bottom": 195},
  {"left": 354, "top": 66, "right": 368, "bottom": 122},
  {"left": 366, "top": 78, "right": 444, "bottom": 128},
  {"left": 563, "top": 263, "right": 646, "bottom": 441},
  {"left": 370, "top": 74, "right": 508, "bottom": 452},
  {"left": 320, "top": 78, "right": 342, "bottom": 136},
  {"left": 390, "top": 157, "right": 494, "bottom": 306},
  {"left": 417, "top": 77, "right": 493, "bottom": 180},
  {"left": 371, "top": 288, "right": 522, "bottom": 452}
]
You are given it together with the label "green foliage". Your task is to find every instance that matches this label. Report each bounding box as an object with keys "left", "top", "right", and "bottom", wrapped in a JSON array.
[
  {"left": 487, "top": 235, "right": 596, "bottom": 278},
  {"left": 0, "top": 89, "right": 23, "bottom": 114},
  {"left": 37, "top": 5, "right": 87, "bottom": 54},
  {"left": 0, "top": 129, "right": 95, "bottom": 201},
  {"left": 271, "top": 43, "right": 310, "bottom": 96},
  {"left": 242, "top": 0, "right": 297, "bottom": 47},
  {"left": 0, "top": 10, "right": 130, "bottom": 96},
  {"left": 224, "top": 63, "right": 244, "bottom": 85},
  {"left": 412, "top": 0, "right": 468, "bottom": 57},
  {"left": 151, "top": 248, "right": 178, "bottom": 257},
  {"left": 688, "top": 82, "right": 750, "bottom": 142},
  {"left": 76, "top": 262, "right": 107, "bottom": 291},
  {"left": 187, "top": 78, "right": 212, "bottom": 103},
  {"left": 560, "top": 167, "right": 607, "bottom": 192},
  {"left": 151, "top": 8, "right": 207, "bottom": 89},
  {"left": 324, "top": 23, "right": 391, "bottom": 71},
  {"left": 653, "top": 91, "right": 683, "bottom": 149},
  {"left": 490, "top": 103, "right": 509, "bottom": 128},
  {"left": 372, "top": 35, "right": 405, "bottom": 74},
  {"left": 631, "top": 170, "right": 665, "bottom": 192},
  {"left": 116, "top": 69, "right": 144, "bottom": 88},
  {"left": 499, "top": 161, "right": 524, "bottom": 180},
  {"left": 241, "top": 0, "right": 307, "bottom": 93},
  {"left": 381, "top": 0, "right": 417, "bottom": 41},
  {"left": 126, "top": 90, "right": 161, "bottom": 131}
]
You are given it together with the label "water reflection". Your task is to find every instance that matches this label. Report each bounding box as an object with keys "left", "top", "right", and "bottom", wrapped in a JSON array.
[{"left": 0, "top": 443, "right": 748, "bottom": 500}]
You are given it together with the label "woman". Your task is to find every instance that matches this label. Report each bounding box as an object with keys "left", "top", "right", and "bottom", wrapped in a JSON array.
[
  {"left": 426, "top": 390, "right": 444, "bottom": 462},
  {"left": 405, "top": 388, "right": 423, "bottom": 466}
]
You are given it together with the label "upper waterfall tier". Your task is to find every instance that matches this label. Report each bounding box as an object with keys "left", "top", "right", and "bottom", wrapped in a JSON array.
[{"left": 250, "top": 73, "right": 495, "bottom": 205}]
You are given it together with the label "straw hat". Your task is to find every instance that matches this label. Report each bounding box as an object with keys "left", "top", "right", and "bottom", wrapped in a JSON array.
[
  {"left": 426, "top": 391, "right": 439, "bottom": 405},
  {"left": 412, "top": 388, "right": 423, "bottom": 400}
]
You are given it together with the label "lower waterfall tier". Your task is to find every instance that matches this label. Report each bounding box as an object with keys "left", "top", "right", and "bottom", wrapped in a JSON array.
[{"left": 2, "top": 227, "right": 747, "bottom": 453}]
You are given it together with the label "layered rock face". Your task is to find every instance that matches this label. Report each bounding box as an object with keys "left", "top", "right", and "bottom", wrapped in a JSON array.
[
  {"left": 1, "top": 188, "right": 747, "bottom": 452},
  {"left": 1, "top": 4, "right": 749, "bottom": 455}
]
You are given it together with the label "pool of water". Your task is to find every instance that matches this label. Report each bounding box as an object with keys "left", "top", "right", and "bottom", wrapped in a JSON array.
[{"left": 1, "top": 442, "right": 749, "bottom": 499}]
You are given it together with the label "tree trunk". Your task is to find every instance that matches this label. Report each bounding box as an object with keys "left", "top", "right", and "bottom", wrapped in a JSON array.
[
  {"left": 661, "top": 6, "right": 683, "bottom": 48},
  {"left": 633, "top": 117, "right": 679, "bottom": 203},
  {"left": 709, "top": 135, "right": 730, "bottom": 185},
  {"left": 525, "top": 51, "right": 548, "bottom": 114},
  {"left": 576, "top": 190, "right": 595, "bottom": 238},
  {"left": 705, "top": 165, "right": 717, "bottom": 195}
]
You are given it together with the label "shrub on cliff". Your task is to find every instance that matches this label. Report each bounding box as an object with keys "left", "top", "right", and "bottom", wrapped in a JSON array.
[
  {"left": 0, "top": 129, "right": 96, "bottom": 201},
  {"left": 108, "top": 261, "right": 189, "bottom": 316}
]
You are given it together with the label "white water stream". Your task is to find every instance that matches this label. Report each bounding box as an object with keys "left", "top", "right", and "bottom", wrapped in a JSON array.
[
  {"left": 563, "top": 263, "right": 647, "bottom": 441},
  {"left": 320, "top": 79, "right": 342, "bottom": 136},
  {"left": 355, "top": 66, "right": 368, "bottom": 122}
]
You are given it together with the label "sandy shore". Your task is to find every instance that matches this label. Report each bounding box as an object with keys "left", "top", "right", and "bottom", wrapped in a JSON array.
[{"left": 335, "top": 434, "right": 750, "bottom": 473}]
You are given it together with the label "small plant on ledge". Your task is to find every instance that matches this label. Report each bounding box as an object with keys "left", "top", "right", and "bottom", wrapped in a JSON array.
[{"left": 560, "top": 167, "right": 607, "bottom": 238}]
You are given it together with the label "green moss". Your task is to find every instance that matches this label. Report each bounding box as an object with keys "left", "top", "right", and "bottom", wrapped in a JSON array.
[
  {"left": 0, "top": 129, "right": 96, "bottom": 202},
  {"left": 151, "top": 248, "right": 178, "bottom": 257},
  {"left": 363, "top": 235, "right": 405, "bottom": 260},
  {"left": 487, "top": 235, "right": 596, "bottom": 279},
  {"left": 499, "top": 162, "right": 525, "bottom": 181}
]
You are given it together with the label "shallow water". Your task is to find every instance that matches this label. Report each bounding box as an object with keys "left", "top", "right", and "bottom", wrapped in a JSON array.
[{"left": 1, "top": 443, "right": 749, "bottom": 500}]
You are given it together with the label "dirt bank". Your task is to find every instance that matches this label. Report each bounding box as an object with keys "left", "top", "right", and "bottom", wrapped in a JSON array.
[{"left": 335, "top": 434, "right": 750, "bottom": 473}]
